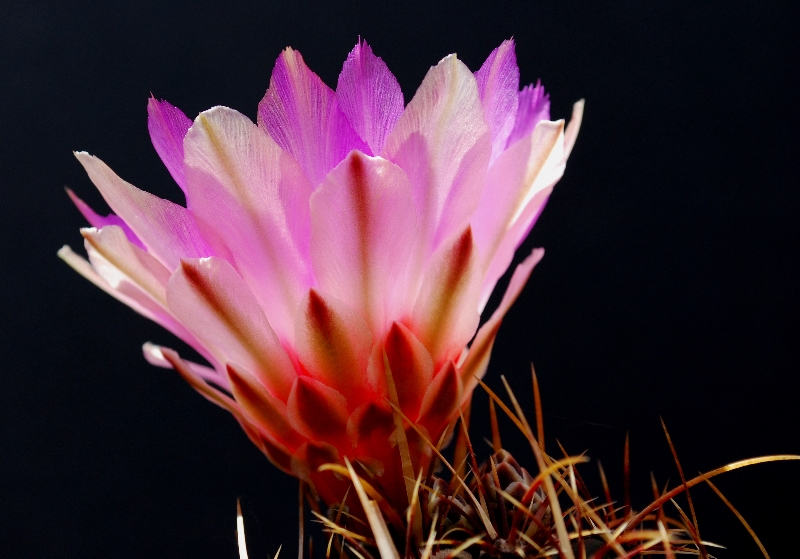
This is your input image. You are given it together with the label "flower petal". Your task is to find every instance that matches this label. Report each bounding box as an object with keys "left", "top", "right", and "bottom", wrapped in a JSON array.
[
  {"left": 227, "top": 362, "right": 303, "bottom": 445},
  {"left": 336, "top": 40, "right": 404, "bottom": 155},
  {"left": 81, "top": 225, "right": 212, "bottom": 346},
  {"left": 147, "top": 97, "right": 193, "bottom": 194},
  {"left": 506, "top": 81, "right": 550, "bottom": 149},
  {"left": 472, "top": 119, "right": 565, "bottom": 309},
  {"left": 382, "top": 54, "right": 491, "bottom": 253},
  {"left": 291, "top": 440, "right": 340, "bottom": 484},
  {"left": 74, "top": 152, "right": 210, "bottom": 271},
  {"left": 346, "top": 401, "right": 395, "bottom": 453},
  {"left": 366, "top": 322, "right": 433, "bottom": 418},
  {"left": 160, "top": 347, "right": 275, "bottom": 461},
  {"left": 184, "top": 106, "right": 314, "bottom": 342},
  {"left": 59, "top": 243, "right": 176, "bottom": 333},
  {"left": 257, "top": 47, "right": 368, "bottom": 185},
  {"left": 474, "top": 39, "right": 520, "bottom": 164},
  {"left": 417, "top": 360, "right": 462, "bottom": 432},
  {"left": 459, "top": 248, "right": 544, "bottom": 398},
  {"left": 66, "top": 188, "right": 144, "bottom": 249},
  {"left": 142, "top": 342, "right": 228, "bottom": 391},
  {"left": 260, "top": 433, "right": 296, "bottom": 475},
  {"left": 286, "top": 376, "right": 349, "bottom": 442},
  {"left": 295, "top": 288, "right": 373, "bottom": 403},
  {"left": 159, "top": 346, "right": 241, "bottom": 417},
  {"left": 81, "top": 225, "right": 171, "bottom": 306},
  {"left": 411, "top": 226, "right": 481, "bottom": 366},
  {"left": 563, "top": 99, "right": 585, "bottom": 161},
  {"left": 310, "top": 151, "right": 420, "bottom": 334},
  {"left": 166, "top": 257, "right": 296, "bottom": 400}
]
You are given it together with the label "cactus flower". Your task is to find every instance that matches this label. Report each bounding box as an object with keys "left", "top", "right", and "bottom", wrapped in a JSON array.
[{"left": 60, "top": 39, "right": 582, "bottom": 511}]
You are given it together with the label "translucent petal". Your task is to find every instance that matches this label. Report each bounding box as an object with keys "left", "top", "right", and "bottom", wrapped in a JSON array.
[
  {"left": 474, "top": 39, "right": 520, "bottom": 164},
  {"left": 167, "top": 257, "right": 297, "bottom": 400},
  {"left": 310, "top": 151, "right": 420, "bottom": 335},
  {"left": 184, "top": 106, "right": 314, "bottom": 342},
  {"left": 382, "top": 54, "right": 491, "bottom": 254},
  {"left": 336, "top": 40, "right": 404, "bottom": 155},
  {"left": 257, "top": 47, "right": 368, "bottom": 186},
  {"left": 75, "top": 152, "right": 210, "bottom": 271}
]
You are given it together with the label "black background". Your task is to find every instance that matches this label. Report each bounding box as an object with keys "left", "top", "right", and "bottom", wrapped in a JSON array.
[{"left": 2, "top": 1, "right": 798, "bottom": 557}]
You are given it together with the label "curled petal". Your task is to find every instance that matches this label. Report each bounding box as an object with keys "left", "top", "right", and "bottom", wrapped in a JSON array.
[
  {"left": 310, "top": 151, "right": 419, "bottom": 334},
  {"left": 74, "top": 152, "right": 210, "bottom": 271},
  {"left": 147, "top": 97, "right": 193, "bottom": 194},
  {"left": 295, "top": 289, "right": 373, "bottom": 402},
  {"left": 336, "top": 40, "right": 404, "bottom": 155},
  {"left": 257, "top": 47, "right": 368, "bottom": 185},
  {"left": 474, "top": 39, "right": 520, "bottom": 164},
  {"left": 411, "top": 226, "right": 481, "bottom": 366},
  {"left": 184, "top": 106, "right": 314, "bottom": 342},
  {"left": 459, "top": 248, "right": 544, "bottom": 397},
  {"left": 167, "top": 257, "right": 296, "bottom": 400},
  {"left": 417, "top": 361, "right": 462, "bottom": 432},
  {"left": 287, "top": 376, "right": 349, "bottom": 443},
  {"left": 382, "top": 54, "right": 491, "bottom": 253}
]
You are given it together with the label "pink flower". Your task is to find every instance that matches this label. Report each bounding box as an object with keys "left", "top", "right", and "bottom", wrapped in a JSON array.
[{"left": 60, "top": 39, "right": 582, "bottom": 510}]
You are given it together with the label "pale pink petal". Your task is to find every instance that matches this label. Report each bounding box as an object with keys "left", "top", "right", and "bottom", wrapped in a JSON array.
[
  {"left": 382, "top": 54, "right": 491, "bottom": 254},
  {"left": 471, "top": 120, "right": 565, "bottom": 309},
  {"left": 147, "top": 97, "right": 193, "bottom": 194},
  {"left": 459, "top": 248, "right": 543, "bottom": 398},
  {"left": 479, "top": 189, "right": 550, "bottom": 313},
  {"left": 184, "top": 107, "right": 314, "bottom": 343},
  {"left": 166, "top": 257, "right": 297, "bottom": 400},
  {"left": 506, "top": 81, "right": 550, "bottom": 148},
  {"left": 74, "top": 152, "right": 210, "bottom": 271},
  {"left": 474, "top": 39, "right": 519, "bottom": 164},
  {"left": 286, "top": 376, "right": 349, "bottom": 443},
  {"left": 411, "top": 226, "right": 481, "bottom": 367},
  {"left": 63, "top": 228, "right": 212, "bottom": 363},
  {"left": 563, "top": 99, "right": 585, "bottom": 161},
  {"left": 81, "top": 225, "right": 171, "bottom": 307},
  {"left": 142, "top": 342, "right": 228, "bottom": 391},
  {"left": 310, "top": 151, "right": 420, "bottom": 334},
  {"left": 59, "top": 244, "right": 171, "bottom": 328},
  {"left": 257, "top": 47, "right": 368, "bottom": 185},
  {"left": 227, "top": 363, "right": 304, "bottom": 445},
  {"left": 295, "top": 288, "right": 373, "bottom": 404},
  {"left": 336, "top": 40, "right": 404, "bottom": 155},
  {"left": 66, "top": 188, "right": 144, "bottom": 249}
]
